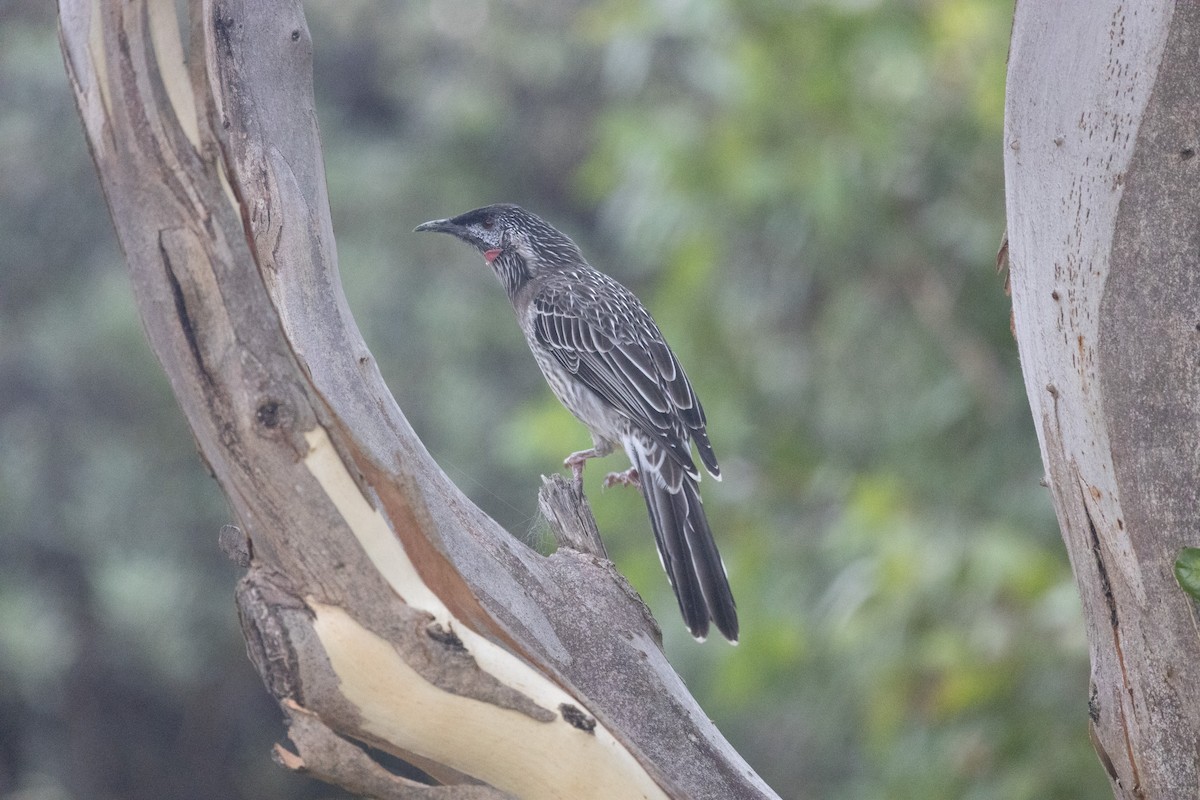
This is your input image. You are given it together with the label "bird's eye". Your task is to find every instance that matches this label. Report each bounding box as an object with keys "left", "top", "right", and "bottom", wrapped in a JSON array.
[{"left": 482, "top": 218, "right": 495, "bottom": 230}]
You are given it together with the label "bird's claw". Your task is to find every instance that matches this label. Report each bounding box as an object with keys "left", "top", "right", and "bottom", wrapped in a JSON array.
[
  {"left": 602, "top": 467, "right": 640, "bottom": 490},
  {"left": 564, "top": 449, "right": 595, "bottom": 488}
]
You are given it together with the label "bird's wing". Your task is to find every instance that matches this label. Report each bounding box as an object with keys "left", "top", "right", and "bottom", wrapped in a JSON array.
[{"left": 531, "top": 274, "right": 720, "bottom": 481}]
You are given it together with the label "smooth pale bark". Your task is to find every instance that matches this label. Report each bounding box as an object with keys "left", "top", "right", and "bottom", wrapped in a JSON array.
[
  {"left": 1005, "top": 4, "right": 1200, "bottom": 797},
  {"left": 58, "top": 1, "right": 777, "bottom": 798}
]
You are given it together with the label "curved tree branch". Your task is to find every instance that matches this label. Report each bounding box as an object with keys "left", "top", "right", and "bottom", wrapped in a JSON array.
[{"left": 58, "top": 1, "right": 777, "bottom": 798}]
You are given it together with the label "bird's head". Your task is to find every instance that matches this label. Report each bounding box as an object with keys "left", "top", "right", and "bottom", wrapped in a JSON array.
[{"left": 415, "top": 204, "right": 583, "bottom": 291}]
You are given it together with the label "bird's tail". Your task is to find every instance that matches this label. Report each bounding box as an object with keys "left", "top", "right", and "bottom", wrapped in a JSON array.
[{"left": 631, "top": 443, "right": 738, "bottom": 643}]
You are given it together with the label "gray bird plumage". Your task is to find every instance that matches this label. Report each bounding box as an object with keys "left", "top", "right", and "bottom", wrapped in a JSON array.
[{"left": 415, "top": 203, "right": 738, "bottom": 643}]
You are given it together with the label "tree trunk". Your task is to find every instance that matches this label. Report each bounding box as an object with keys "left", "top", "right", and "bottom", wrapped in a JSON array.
[
  {"left": 1004, "top": 3, "right": 1200, "bottom": 797},
  {"left": 57, "top": 1, "right": 777, "bottom": 798}
]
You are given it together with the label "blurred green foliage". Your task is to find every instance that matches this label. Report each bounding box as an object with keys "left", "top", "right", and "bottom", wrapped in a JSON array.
[{"left": 0, "top": 0, "right": 1107, "bottom": 797}]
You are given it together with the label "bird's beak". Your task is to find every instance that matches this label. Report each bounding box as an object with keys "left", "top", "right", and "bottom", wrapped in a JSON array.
[{"left": 414, "top": 218, "right": 456, "bottom": 234}]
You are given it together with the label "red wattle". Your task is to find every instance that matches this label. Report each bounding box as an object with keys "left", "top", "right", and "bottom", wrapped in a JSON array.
[{"left": 484, "top": 248, "right": 502, "bottom": 263}]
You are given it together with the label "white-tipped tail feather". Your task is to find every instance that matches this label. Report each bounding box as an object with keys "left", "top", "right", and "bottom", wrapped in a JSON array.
[{"left": 627, "top": 437, "right": 738, "bottom": 642}]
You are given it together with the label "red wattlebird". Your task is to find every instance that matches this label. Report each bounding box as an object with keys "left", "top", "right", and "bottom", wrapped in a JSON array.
[{"left": 416, "top": 204, "right": 737, "bottom": 642}]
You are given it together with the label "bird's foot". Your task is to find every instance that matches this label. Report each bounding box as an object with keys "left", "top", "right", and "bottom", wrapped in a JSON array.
[
  {"left": 602, "top": 467, "right": 640, "bottom": 490},
  {"left": 564, "top": 448, "right": 601, "bottom": 486}
]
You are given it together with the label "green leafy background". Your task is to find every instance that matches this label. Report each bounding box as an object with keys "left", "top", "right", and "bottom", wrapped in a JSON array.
[{"left": 0, "top": 1, "right": 1107, "bottom": 797}]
